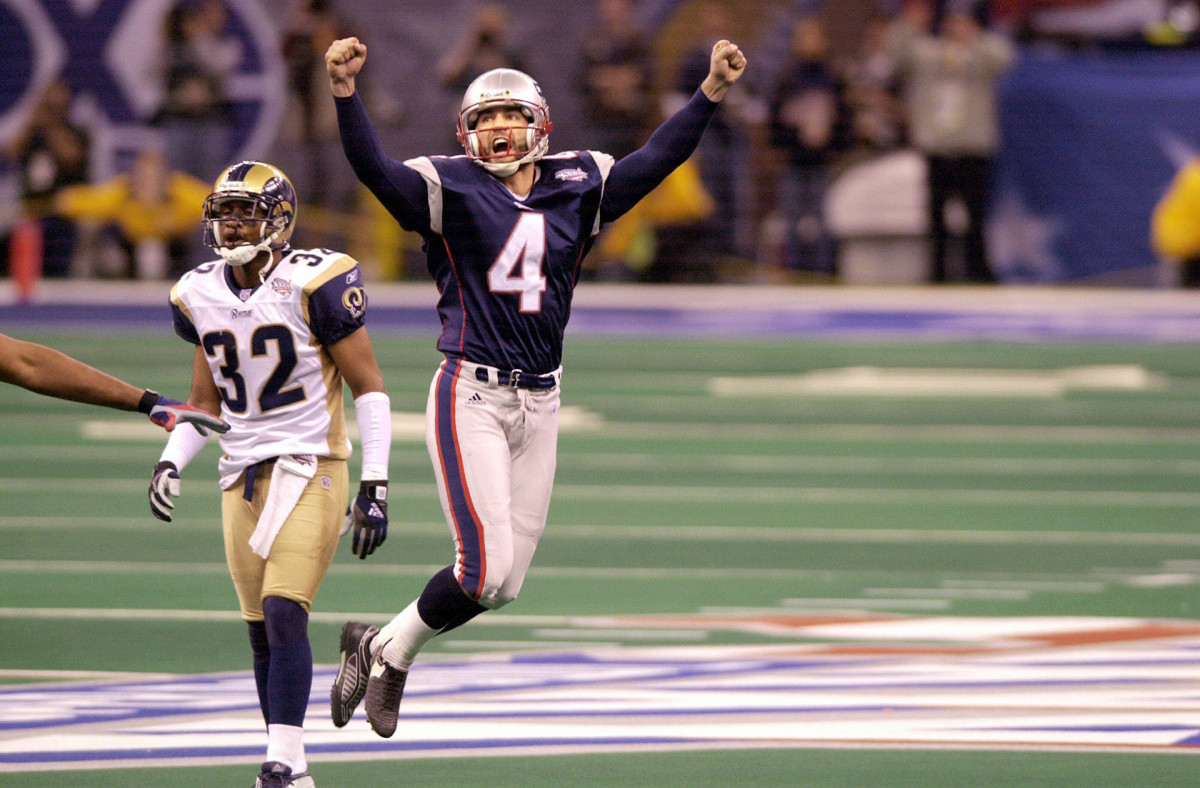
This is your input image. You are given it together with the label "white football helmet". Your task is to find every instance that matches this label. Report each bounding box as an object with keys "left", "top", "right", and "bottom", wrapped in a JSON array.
[
  {"left": 202, "top": 161, "right": 297, "bottom": 266},
  {"left": 456, "top": 68, "right": 552, "bottom": 177}
]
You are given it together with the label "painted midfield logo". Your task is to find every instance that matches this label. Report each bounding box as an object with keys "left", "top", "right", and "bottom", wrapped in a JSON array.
[{"left": 4, "top": 616, "right": 1200, "bottom": 771}]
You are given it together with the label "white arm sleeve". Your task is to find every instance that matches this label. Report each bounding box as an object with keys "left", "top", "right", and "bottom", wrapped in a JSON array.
[
  {"left": 159, "top": 422, "right": 211, "bottom": 473},
  {"left": 355, "top": 391, "right": 391, "bottom": 481}
]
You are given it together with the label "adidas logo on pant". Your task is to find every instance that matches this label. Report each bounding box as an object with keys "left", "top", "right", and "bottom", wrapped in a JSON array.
[{"left": 466, "top": 393, "right": 484, "bottom": 405}]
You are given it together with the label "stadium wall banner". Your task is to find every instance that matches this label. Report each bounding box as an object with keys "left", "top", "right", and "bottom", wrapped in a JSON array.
[
  {"left": 992, "top": 48, "right": 1200, "bottom": 284},
  {"left": 0, "top": 0, "right": 284, "bottom": 178}
]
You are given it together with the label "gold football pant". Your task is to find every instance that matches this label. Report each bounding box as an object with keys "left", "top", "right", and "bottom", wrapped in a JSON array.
[{"left": 222, "top": 457, "right": 348, "bottom": 621}]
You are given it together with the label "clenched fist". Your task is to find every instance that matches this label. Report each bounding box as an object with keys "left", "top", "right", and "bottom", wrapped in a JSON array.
[
  {"left": 327, "top": 37, "right": 367, "bottom": 98},
  {"left": 701, "top": 40, "right": 747, "bottom": 103}
]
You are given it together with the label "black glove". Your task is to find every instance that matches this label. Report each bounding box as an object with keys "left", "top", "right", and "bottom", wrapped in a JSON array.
[{"left": 343, "top": 480, "right": 387, "bottom": 559}]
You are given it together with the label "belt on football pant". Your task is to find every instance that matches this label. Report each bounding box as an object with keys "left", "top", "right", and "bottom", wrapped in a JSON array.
[
  {"left": 242, "top": 458, "right": 273, "bottom": 501},
  {"left": 469, "top": 364, "right": 559, "bottom": 390}
]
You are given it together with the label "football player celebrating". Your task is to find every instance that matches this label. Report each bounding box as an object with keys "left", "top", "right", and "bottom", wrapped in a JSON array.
[
  {"left": 0, "top": 332, "right": 227, "bottom": 433},
  {"left": 325, "top": 36, "right": 746, "bottom": 738},
  {"left": 148, "top": 161, "right": 391, "bottom": 788}
]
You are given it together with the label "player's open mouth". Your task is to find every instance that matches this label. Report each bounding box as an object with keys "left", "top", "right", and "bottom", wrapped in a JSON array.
[{"left": 491, "top": 138, "right": 510, "bottom": 156}]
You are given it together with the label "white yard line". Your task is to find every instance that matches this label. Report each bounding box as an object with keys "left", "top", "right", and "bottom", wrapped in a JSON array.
[
  {"left": 0, "top": 607, "right": 573, "bottom": 627},
  {"left": 1, "top": 519, "right": 1199, "bottom": 552},
  {"left": 581, "top": 423, "right": 1200, "bottom": 444},
  {"left": 8, "top": 421, "right": 1200, "bottom": 446},
  {"left": 563, "top": 454, "right": 1200, "bottom": 476},
  {"left": 13, "top": 450, "right": 1200, "bottom": 477},
  {"left": 0, "top": 669, "right": 177, "bottom": 681},
  {"left": 1, "top": 478, "right": 1198, "bottom": 506}
]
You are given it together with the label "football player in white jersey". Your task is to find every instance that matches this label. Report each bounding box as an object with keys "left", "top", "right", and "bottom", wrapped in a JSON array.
[{"left": 147, "top": 161, "right": 392, "bottom": 788}]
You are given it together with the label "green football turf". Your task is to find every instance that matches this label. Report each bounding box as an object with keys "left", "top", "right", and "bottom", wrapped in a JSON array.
[{"left": 1, "top": 330, "right": 1198, "bottom": 785}]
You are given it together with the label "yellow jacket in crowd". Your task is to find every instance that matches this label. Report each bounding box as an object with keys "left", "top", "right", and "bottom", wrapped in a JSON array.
[
  {"left": 1152, "top": 160, "right": 1200, "bottom": 262},
  {"left": 56, "top": 152, "right": 210, "bottom": 245}
]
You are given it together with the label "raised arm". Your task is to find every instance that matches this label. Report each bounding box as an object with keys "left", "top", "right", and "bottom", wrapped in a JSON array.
[
  {"left": 602, "top": 40, "right": 746, "bottom": 222},
  {"left": 326, "top": 37, "right": 431, "bottom": 232}
]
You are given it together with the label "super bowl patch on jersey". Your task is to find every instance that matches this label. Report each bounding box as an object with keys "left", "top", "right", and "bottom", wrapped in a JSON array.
[{"left": 555, "top": 168, "right": 588, "bottom": 182}]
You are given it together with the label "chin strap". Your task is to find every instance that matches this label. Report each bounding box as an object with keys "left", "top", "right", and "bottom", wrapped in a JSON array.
[
  {"left": 217, "top": 244, "right": 266, "bottom": 266},
  {"left": 480, "top": 160, "right": 522, "bottom": 178},
  {"left": 217, "top": 227, "right": 284, "bottom": 267},
  {"left": 477, "top": 133, "right": 547, "bottom": 178}
]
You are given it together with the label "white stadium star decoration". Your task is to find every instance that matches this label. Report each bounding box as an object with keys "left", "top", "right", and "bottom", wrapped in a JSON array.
[{"left": 987, "top": 187, "right": 1065, "bottom": 282}]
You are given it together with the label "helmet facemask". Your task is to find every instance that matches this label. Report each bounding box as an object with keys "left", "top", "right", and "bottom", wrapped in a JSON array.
[
  {"left": 205, "top": 197, "right": 286, "bottom": 266},
  {"left": 456, "top": 69, "right": 552, "bottom": 177},
  {"left": 203, "top": 161, "right": 297, "bottom": 267}
]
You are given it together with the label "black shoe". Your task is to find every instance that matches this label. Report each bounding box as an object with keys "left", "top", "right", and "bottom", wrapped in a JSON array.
[
  {"left": 255, "top": 760, "right": 314, "bottom": 787},
  {"left": 364, "top": 659, "right": 408, "bottom": 738},
  {"left": 330, "top": 621, "right": 379, "bottom": 727}
]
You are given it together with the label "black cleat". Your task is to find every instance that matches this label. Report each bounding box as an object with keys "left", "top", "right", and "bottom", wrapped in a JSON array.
[
  {"left": 364, "top": 660, "right": 408, "bottom": 738},
  {"left": 255, "top": 760, "right": 314, "bottom": 787},
  {"left": 330, "top": 621, "right": 379, "bottom": 727}
]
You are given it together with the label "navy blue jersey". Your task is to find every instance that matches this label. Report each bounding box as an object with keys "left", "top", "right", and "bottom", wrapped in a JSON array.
[
  {"left": 405, "top": 152, "right": 610, "bottom": 373},
  {"left": 336, "top": 88, "right": 718, "bottom": 373}
]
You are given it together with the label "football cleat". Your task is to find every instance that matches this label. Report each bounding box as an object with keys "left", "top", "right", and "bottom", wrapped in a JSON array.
[
  {"left": 254, "top": 760, "right": 314, "bottom": 788},
  {"left": 364, "top": 659, "right": 408, "bottom": 738},
  {"left": 330, "top": 621, "right": 379, "bottom": 727}
]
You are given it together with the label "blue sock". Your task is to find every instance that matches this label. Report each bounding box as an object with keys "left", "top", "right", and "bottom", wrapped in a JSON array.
[
  {"left": 416, "top": 565, "right": 487, "bottom": 634},
  {"left": 247, "top": 620, "right": 270, "bottom": 724},
  {"left": 262, "top": 596, "right": 312, "bottom": 727}
]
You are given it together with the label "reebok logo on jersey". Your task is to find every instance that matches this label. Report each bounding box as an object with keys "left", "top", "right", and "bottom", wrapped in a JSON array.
[
  {"left": 466, "top": 393, "right": 484, "bottom": 405},
  {"left": 555, "top": 168, "right": 587, "bottom": 182}
]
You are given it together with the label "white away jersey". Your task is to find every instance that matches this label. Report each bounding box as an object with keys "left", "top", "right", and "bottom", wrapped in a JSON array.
[{"left": 169, "top": 248, "right": 368, "bottom": 487}]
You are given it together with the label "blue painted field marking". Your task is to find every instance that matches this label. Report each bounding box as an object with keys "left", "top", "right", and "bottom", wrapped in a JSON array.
[{"left": 3, "top": 625, "right": 1200, "bottom": 770}]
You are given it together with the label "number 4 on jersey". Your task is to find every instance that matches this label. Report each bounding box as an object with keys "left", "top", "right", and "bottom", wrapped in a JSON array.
[{"left": 488, "top": 212, "right": 547, "bottom": 313}]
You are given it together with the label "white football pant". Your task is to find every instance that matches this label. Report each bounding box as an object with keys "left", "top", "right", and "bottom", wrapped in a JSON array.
[{"left": 425, "top": 358, "right": 560, "bottom": 608}]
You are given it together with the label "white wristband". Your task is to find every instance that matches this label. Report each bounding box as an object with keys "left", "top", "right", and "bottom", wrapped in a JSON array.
[
  {"left": 355, "top": 391, "right": 391, "bottom": 481},
  {"left": 159, "top": 422, "right": 211, "bottom": 473}
]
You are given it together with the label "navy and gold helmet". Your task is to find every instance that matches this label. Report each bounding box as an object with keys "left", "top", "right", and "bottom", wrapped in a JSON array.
[{"left": 203, "top": 161, "right": 297, "bottom": 265}]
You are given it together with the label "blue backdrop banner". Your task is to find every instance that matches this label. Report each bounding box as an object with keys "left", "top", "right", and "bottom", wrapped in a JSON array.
[{"left": 993, "top": 48, "right": 1200, "bottom": 284}]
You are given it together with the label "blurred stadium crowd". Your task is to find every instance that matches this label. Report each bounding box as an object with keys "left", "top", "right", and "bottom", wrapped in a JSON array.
[{"left": 2, "top": 0, "right": 1200, "bottom": 289}]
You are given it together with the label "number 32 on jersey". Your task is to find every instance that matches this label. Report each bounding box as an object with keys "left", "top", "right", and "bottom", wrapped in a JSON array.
[{"left": 488, "top": 212, "right": 547, "bottom": 313}]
